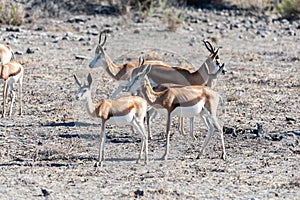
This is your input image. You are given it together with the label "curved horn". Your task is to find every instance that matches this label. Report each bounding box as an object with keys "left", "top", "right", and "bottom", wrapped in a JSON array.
[
  {"left": 99, "top": 31, "right": 107, "bottom": 46},
  {"left": 212, "top": 47, "right": 220, "bottom": 59},
  {"left": 74, "top": 74, "right": 82, "bottom": 86},
  {"left": 203, "top": 40, "right": 214, "bottom": 53}
]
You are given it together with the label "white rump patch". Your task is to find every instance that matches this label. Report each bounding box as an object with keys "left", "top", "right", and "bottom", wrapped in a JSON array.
[
  {"left": 106, "top": 108, "right": 136, "bottom": 126},
  {"left": 171, "top": 99, "right": 205, "bottom": 118}
]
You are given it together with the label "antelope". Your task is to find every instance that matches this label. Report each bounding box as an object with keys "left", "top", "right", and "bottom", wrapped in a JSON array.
[
  {"left": 89, "top": 31, "right": 172, "bottom": 99},
  {"left": 141, "top": 56, "right": 225, "bottom": 140},
  {"left": 74, "top": 73, "right": 149, "bottom": 167},
  {"left": 89, "top": 31, "right": 225, "bottom": 138},
  {"left": 125, "top": 64, "right": 226, "bottom": 161},
  {"left": 0, "top": 43, "right": 15, "bottom": 65},
  {"left": 1, "top": 60, "right": 24, "bottom": 118},
  {"left": 89, "top": 31, "right": 225, "bottom": 99}
]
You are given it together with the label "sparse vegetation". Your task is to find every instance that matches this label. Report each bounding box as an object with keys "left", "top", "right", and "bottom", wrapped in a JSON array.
[
  {"left": 276, "top": 0, "right": 300, "bottom": 19},
  {"left": 0, "top": 0, "right": 24, "bottom": 26},
  {"left": 163, "top": 10, "right": 184, "bottom": 31}
]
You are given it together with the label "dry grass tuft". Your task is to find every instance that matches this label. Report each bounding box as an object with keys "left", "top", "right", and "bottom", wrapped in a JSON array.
[{"left": 0, "top": 0, "right": 24, "bottom": 26}]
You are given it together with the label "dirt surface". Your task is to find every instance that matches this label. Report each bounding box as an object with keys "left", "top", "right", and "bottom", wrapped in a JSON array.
[{"left": 0, "top": 4, "right": 299, "bottom": 199}]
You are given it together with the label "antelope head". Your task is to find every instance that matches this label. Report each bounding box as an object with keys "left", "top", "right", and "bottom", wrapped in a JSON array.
[
  {"left": 89, "top": 31, "right": 107, "bottom": 68},
  {"left": 74, "top": 73, "right": 93, "bottom": 101},
  {"left": 202, "top": 40, "right": 226, "bottom": 75},
  {"left": 125, "top": 63, "right": 152, "bottom": 94}
]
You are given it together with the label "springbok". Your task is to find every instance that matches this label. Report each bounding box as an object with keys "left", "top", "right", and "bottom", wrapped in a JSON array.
[
  {"left": 89, "top": 31, "right": 172, "bottom": 99},
  {"left": 0, "top": 43, "right": 15, "bottom": 65},
  {"left": 125, "top": 64, "right": 226, "bottom": 161},
  {"left": 1, "top": 60, "right": 24, "bottom": 118},
  {"left": 89, "top": 31, "right": 225, "bottom": 99},
  {"left": 89, "top": 31, "right": 225, "bottom": 138},
  {"left": 138, "top": 56, "right": 225, "bottom": 140},
  {"left": 74, "top": 73, "right": 149, "bottom": 167}
]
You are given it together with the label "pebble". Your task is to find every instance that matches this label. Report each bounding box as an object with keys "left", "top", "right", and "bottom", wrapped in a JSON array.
[
  {"left": 133, "top": 29, "right": 141, "bottom": 34},
  {"left": 26, "top": 48, "right": 35, "bottom": 54},
  {"left": 41, "top": 188, "right": 52, "bottom": 196}
]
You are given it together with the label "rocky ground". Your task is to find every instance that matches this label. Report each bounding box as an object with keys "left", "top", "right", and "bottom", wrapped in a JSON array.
[{"left": 0, "top": 2, "right": 299, "bottom": 199}]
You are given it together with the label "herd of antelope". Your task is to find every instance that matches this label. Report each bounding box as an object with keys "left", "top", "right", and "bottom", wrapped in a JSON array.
[{"left": 1, "top": 30, "right": 227, "bottom": 167}]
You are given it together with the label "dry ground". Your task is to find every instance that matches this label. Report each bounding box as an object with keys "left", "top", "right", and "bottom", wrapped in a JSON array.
[{"left": 0, "top": 6, "right": 299, "bottom": 199}]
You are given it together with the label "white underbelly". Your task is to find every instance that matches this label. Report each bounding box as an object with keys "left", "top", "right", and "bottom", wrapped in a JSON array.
[
  {"left": 7, "top": 74, "right": 21, "bottom": 84},
  {"left": 171, "top": 100, "right": 204, "bottom": 118},
  {"left": 106, "top": 109, "right": 135, "bottom": 126}
]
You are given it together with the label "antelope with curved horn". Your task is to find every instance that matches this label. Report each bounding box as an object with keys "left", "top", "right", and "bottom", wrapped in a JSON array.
[
  {"left": 89, "top": 32, "right": 225, "bottom": 92},
  {"left": 140, "top": 55, "right": 225, "bottom": 140},
  {"left": 1, "top": 60, "right": 24, "bottom": 118},
  {"left": 125, "top": 64, "right": 226, "bottom": 160},
  {"left": 74, "top": 73, "right": 149, "bottom": 167},
  {"left": 89, "top": 31, "right": 225, "bottom": 138},
  {"left": 89, "top": 31, "right": 171, "bottom": 99}
]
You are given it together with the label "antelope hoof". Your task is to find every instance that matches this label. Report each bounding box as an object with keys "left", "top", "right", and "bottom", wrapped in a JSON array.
[
  {"left": 196, "top": 152, "right": 203, "bottom": 159},
  {"left": 161, "top": 155, "right": 168, "bottom": 161},
  {"left": 94, "top": 161, "right": 103, "bottom": 167},
  {"left": 221, "top": 152, "right": 226, "bottom": 160}
]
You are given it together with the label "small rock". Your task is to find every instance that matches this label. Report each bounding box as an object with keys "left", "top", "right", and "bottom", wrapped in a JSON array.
[
  {"left": 253, "top": 123, "right": 263, "bottom": 137},
  {"left": 267, "top": 132, "right": 283, "bottom": 141},
  {"left": 75, "top": 55, "right": 88, "bottom": 60},
  {"left": 67, "top": 17, "right": 87, "bottom": 23},
  {"left": 223, "top": 126, "right": 237, "bottom": 137},
  {"left": 36, "top": 26, "right": 46, "bottom": 31},
  {"left": 190, "top": 18, "right": 198, "bottom": 23},
  {"left": 133, "top": 29, "right": 141, "bottom": 34},
  {"left": 41, "top": 188, "right": 52, "bottom": 196},
  {"left": 134, "top": 189, "right": 144, "bottom": 197},
  {"left": 190, "top": 36, "right": 196, "bottom": 43},
  {"left": 6, "top": 27, "right": 21, "bottom": 32},
  {"left": 207, "top": 29, "right": 214, "bottom": 34},
  {"left": 26, "top": 48, "right": 35, "bottom": 54},
  {"left": 14, "top": 51, "right": 23, "bottom": 55},
  {"left": 286, "top": 116, "right": 296, "bottom": 122},
  {"left": 288, "top": 30, "right": 296, "bottom": 36}
]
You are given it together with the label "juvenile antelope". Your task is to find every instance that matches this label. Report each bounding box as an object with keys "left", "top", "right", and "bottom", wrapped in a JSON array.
[
  {"left": 125, "top": 64, "right": 226, "bottom": 160},
  {"left": 74, "top": 73, "right": 149, "bottom": 167},
  {"left": 0, "top": 43, "right": 15, "bottom": 65},
  {"left": 1, "top": 60, "right": 24, "bottom": 118}
]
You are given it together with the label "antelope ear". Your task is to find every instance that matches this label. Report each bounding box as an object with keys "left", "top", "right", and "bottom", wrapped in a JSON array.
[
  {"left": 87, "top": 73, "right": 93, "bottom": 88},
  {"left": 74, "top": 74, "right": 82, "bottom": 86},
  {"left": 138, "top": 56, "right": 145, "bottom": 66},
  {"left": 99, "top": 31, "right": 107, "bottom": 46}
]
